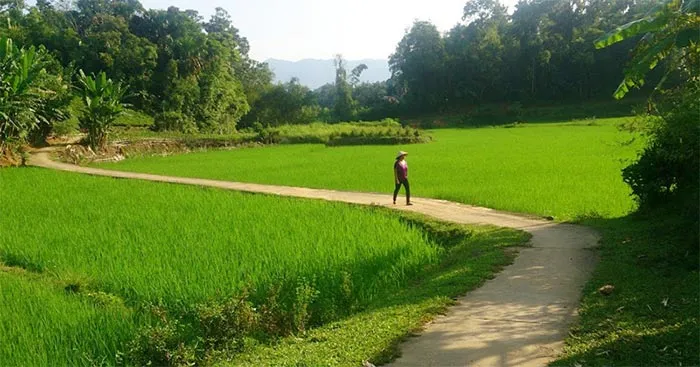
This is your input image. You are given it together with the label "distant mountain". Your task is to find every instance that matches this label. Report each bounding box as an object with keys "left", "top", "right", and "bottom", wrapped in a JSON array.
[{"left": 265, "top": 58, "right": 391, "bottom": 90}]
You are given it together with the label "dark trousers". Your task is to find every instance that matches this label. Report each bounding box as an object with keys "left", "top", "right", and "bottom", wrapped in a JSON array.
[{"left": 393, "top": 179, "right": 410, "bottom": 203}]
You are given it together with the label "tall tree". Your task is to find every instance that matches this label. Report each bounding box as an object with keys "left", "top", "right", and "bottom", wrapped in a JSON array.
[
  {"left": 350, "top": 63, "right": 368, "bottom": 87},
  {"left": 244, "top": 77, "right": 318, "bottom": 126},
  {"left": 333, "top": 54, "right": 354, "bottom": 121},
  {"left": 445, "top": 0, "right": 510, "bottom": 104},
  {"left": 389, "top": 20, "right": 447, "bottom": 113}
]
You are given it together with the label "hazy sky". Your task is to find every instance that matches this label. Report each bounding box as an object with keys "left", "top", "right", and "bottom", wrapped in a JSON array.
[{"left": 139, "top": 0, "right": 520, "bottom": 62}]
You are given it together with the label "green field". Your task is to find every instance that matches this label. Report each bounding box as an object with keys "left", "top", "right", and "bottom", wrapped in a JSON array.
[
  {"left": 1, "top": 168, "right": 440, "bottom": 308},
  {"left": 0, "top": 168, "right": 527, "bottom": 365},
  {"left": 0, "top": 271, "right": 139, "bottom": 366},
  {"left": 95, "top": 118, "right": 643, "bottom": 220},
  {"left": 4, "top": 118, "right": 694, "bottom": 366}
]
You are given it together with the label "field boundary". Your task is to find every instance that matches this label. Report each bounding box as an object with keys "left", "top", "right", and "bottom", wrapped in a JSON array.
[{"left": 27, "top": 147, "right": 600, "bottom": 367}]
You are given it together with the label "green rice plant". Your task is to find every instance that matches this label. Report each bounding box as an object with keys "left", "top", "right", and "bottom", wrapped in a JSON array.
[
  {"left": 0, "top": 168, "right": 440, "bottom": 316},
  {"left": 0, "top": 168, "right": 529, "bottom": 364},
  {"left": 0, "top": 272, "right": 139, "bottom": 366},
  {"left": 226, "top": 218, "right": 530, "bottom": 366},
  {"left": 261, "top": 120, "right": 424, "bottom": 145},
  {"left": 96, "top": 118, "right": 645, "bottom": 220}
]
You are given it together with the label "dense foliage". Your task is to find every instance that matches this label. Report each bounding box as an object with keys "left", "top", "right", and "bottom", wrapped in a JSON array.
[
  {"left": 388, "top": 0, "right": 664, "bottom": 115},
  {"left": 2, "top": 0, "right": 673, "bottom": 138},
  {"left": 0, "top": 36, "right": 68, "bottom": 152},
  {"left": 1, "top": 1, "right": 259, "bottom": 133},
  {"left": 596, "top": 0, "right": 699, "bottom": 216},
  {"left": 240, "top": 78, "right": 317, "bottom": 127},
  {"left": 76, "top": 70, "right": 127, "bottom": 149}
]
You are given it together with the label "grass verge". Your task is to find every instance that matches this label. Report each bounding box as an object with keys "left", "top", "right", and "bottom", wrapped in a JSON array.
[{"left": 553, "top": 213, "right": 699, "bottom": 366}]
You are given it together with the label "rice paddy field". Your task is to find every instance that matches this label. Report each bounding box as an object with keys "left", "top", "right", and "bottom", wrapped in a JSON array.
[
  {"left": 0, "top": 168, "right": 528, "bottom": 365},
  {"left": 94, "top": 118, "right": 644, "bottom": 220},
  {"left": 0, "top": 271, "right": 139, "bottom": 366}
]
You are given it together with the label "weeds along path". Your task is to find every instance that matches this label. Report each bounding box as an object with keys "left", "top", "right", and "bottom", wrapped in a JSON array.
[{"left": 28, "top": 148, "right": 599, "bottom": 367}]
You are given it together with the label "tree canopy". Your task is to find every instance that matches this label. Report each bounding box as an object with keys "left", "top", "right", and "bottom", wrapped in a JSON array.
[
  {"left": 388, "top": 0, "right": 665, "bottom": 115},
  {"left": 0, "top": 0, "right": 683, "bottom": 131},
  {"left": 1, "top": 0, "right": 269, "bottom": 132}
]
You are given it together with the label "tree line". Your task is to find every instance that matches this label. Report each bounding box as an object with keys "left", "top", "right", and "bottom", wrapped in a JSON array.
[
  {"left": 1, "top": 0, "right": 271, "bottom": 134},
  {"left": 388, "top": 0, "right": 672, "bottom": 114},
  {"left": 0, "top": 0, "right": 677, "bottom": 135}
]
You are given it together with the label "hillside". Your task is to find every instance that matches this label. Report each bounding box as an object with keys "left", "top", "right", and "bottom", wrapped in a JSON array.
[{"left": 266, "top": 58, "right": 391, "bottom": 89}]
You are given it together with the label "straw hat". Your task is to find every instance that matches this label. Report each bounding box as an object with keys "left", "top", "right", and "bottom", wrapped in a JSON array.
[{"left": 396, "top": 151, "right": 408, "bottom": 159}]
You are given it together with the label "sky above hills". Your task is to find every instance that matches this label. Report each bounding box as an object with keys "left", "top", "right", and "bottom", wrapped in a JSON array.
[{"left": 139, "top": 0, "right": 520, "bottom": 62}]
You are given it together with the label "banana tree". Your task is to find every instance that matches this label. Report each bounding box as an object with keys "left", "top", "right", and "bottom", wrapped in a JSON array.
[
  {"left": 0, "top": 37, "right": 49, "bottom": 150},
  {"left": 76, "top": 70, "right": 128, "bottom": 150},
  {"left": 594, "top": 0, "right": 700, "bottom": 99}
]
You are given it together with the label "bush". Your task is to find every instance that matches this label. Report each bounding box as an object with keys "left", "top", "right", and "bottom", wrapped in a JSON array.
[
  {"left": 154, "top": 110, "right": 197, "bottom": 133},
  {"left": 292, "top": 280, "right": 319, "bottom": 335},
  {"left": 126, "top": 282, "right": 323, "bottom": 365},
  {"left": 326, "top": 126, "right": 430, "bottom": 146},
  {"left": 127, "top": 307, "right": 196, "bottom": 367},
  {"left": 622, "top": 80, "right": 700, "bottom": 215},
  {"left": 195, "top": 292, "right": 257, "bottom": 352},
  {"left": 114, "top": 109, "right": 155, "bottom": 128}
]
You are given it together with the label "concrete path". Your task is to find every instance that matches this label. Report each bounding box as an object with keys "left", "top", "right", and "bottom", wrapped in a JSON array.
[{"left": 28, "top": 148, "right": 599, "bottom": 367}]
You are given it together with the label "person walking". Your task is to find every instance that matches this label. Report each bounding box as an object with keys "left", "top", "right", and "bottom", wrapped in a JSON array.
[{"left": 393, "top": 151, "right": 412, "bottom": 205}]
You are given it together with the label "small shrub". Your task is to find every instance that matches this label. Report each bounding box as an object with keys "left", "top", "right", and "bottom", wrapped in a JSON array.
[
  {"left": 293, "top": 279, "right": 319, "bottom": 335},
  {"left": 195, "top": 291, "right": 257, "bottom": 352},
  {"left": 258, "top": 284, "right": 292, "bottom": 337},
  {"left": 326, "top": 131, "right": 430, "bottom": 146},
  {"left": 127, "top": 308, "right": 196, "bottom": 367},
  {"left": 0, "top": 142, "right": 25, "bottom": 167},
  {"left": 114, "top": 109, "right": 155, "bottom": 127},
  {"left": 338, "top": 271, "right": 357, "bottom": 313},
  {"left": 622, "top": 81, "right": 700, "bottom": 214},
  {"left": 154, "top": 110, "right": 197, "bottom": 133},
  {"left": 256, "top": 127, "right": 281, "bottom": 144}
]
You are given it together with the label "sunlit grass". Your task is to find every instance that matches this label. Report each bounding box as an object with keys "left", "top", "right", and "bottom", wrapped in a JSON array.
[
  {"left": 0, "top": 168, "right": 528, "bottom": 364},
  {"left": 0, "top": 168, "right": 440, "bottom": 310},
  {"left": 95, "top": 118, "right": 644, "bottom": 220},
  {"left": 0, "top": 272, "right": 139, "bottom": 366},
  {"left": 552, "top": 215, "right": 699, "bottom": 366}
]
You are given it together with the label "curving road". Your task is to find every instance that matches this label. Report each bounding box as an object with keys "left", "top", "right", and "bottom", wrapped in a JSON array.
[{"left": 28, "top": 148, "right": 599, "bottom": 367}]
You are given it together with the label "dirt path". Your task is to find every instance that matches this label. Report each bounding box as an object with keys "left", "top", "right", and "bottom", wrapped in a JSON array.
[{"left": 28, "top": 148, "right": 599, "bottom": 367}]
